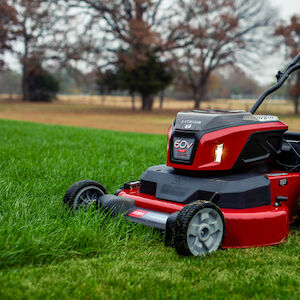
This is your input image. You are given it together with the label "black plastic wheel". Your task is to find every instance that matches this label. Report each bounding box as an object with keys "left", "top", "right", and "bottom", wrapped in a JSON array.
[
  {"left": 173, "top": 201, "right": 225, "bottom": 256},
  {"left": 63, "top": 180, "right": 107, "bottom": 212}
]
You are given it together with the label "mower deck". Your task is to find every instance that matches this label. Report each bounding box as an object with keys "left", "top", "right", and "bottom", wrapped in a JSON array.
[{"left": 115, "top": 169, "right": 299, "bottom": 248}]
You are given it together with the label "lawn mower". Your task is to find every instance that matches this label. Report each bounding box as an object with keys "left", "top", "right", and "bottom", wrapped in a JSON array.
[{"left": 64, "top": 53, "right": 300, "bottom": 256}]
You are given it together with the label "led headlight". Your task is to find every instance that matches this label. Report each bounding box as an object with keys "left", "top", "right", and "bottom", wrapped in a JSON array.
[{"left": 214, "top": 144, "right": 224, "bottom": 163}]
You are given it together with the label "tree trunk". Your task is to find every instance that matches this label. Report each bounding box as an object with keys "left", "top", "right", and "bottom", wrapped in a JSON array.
[
  {"left": 294, "top": 73, "right": 300, "bottom": 115},
  {"left": 194, "top": 97, "right": 200, "bottom": 109},
  {"left": 293, "top": 93, "right": 299, "bottom": 115},
  {"left": 142, "top": 93, "right": 154, "bottom": 111},
  {"left": 192, "top": 88, "right": 198, "bottom": 108},
  {"left": 131, "top": 92, "right": 135, "bottom": 110},
  {"left": 194, "top": 82, "right": 207, "bottom": 109},
  {"left": 22, "top": 34, "right": 30, "bottom": 102},
  {"left": 22, "top": 64, "right": 30, "bottom": 102},
  {"left": 159, "top": 90, "right": 165, "bottom": 109},
  {"left": 194, "top": 91, "right": 205, "bottom": 109},
  {"left": 293, "top": 96, "right": 299, "bottom": 115}
]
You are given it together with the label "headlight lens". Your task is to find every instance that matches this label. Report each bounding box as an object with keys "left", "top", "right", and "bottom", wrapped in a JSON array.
[{"left": 214, "top": 144, "right": 224, "bottom": 163}]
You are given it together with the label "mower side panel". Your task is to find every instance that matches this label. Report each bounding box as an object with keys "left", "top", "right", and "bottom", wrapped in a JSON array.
[
  {"left": 118, "top": 187, "right": 291, "bottom": 248},
  {"left": 266, "top": 172, "right": 300, "bottom": 222},
  {"left": 221, "top": 206, "right": 289, "bottom": 248}
]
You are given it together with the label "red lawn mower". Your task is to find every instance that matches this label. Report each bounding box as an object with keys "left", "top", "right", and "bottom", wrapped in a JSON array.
[{"left": 64, "top": 53, "right": 300, "bottom": 256}]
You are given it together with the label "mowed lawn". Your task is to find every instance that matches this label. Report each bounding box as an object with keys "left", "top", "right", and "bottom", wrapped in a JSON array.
[{"left": 0, "top": 119, "right": 299, "bottom": 300}]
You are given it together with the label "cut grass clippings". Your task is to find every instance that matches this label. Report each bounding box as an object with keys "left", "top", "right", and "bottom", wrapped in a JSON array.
[{"left": 0, "top": 119, "right": 299, "bottom": 299}]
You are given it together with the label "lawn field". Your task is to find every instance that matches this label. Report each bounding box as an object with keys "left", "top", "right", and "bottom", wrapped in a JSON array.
[{"left": 0, "top": 119, "right": 299, "bottom": 299}]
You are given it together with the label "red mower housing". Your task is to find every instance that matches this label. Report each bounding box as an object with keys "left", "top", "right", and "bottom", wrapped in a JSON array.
[{"left": 167, "top": 111, "right": 288, "bottom": 172}]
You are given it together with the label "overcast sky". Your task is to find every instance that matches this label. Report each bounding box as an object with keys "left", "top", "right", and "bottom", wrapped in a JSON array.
[
  {"left": 252, "top": 0, "right": 300, "bottom": 84},
  {"left": 273, "top": 0, "right": 300, "bottom": 19},
  {"left": 4, "top": 0, "right": 300, "bottom": 85}
]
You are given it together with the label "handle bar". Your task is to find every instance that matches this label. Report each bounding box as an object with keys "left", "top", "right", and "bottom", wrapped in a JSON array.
[
  {"left": 286, "top": 52, "right": 300, "bottom": 70},
  {"left": 250, "top": 53, "right": 300, "bottom": 114}
]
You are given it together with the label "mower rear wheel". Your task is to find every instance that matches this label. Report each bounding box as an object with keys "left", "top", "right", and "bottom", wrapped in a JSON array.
[
  {"left": 174, "top": 201, "right": 225, "bottom": 256},
  {"left": 63, "top": 180, "right": 107, "bottom": 213}
]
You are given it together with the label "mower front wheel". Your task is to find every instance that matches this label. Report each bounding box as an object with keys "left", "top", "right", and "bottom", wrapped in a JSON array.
[
  {"left": 63, "top": 180, "right": 107, "bottom": 213},
  {"left": 174, "top": 201, "right": 225, "bottom": 256}
]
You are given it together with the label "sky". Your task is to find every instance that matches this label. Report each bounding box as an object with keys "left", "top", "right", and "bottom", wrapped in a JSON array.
[
  {"left": 273, "top": 0, "right": 300, "bottom": 19},
  {"left": 252, "top": 0, "right": 300, "bottom": 85},
  {"left": 4, "top": 0, "right": 300, "bottom": 86}
]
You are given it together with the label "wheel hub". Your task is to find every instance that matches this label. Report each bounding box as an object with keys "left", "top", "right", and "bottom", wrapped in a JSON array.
[
  {"left": 187, "top": 207, "right": 224, "bottom": 255},
  {"left": 73, "top": 185, "right": 105, "bottom": 211},
  {"left": 198, "top": 224, "right": 210, "bottom": 241}
]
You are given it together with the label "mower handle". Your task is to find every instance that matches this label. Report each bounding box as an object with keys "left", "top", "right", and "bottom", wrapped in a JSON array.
[
  {"left": 285, "top": 52, "right": 300, "bottom": 70},
  {"left": 250, "top": 52, "right": 300, "bottom": 114}
]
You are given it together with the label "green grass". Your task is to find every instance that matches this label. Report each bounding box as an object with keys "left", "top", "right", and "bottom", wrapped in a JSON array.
[{"left": 0, "top": 119, "right": 299, "bottom": 300}]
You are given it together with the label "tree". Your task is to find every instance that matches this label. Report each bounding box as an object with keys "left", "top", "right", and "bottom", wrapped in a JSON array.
[
  {"left": 96, "top": 69, "right": 120, "bottom": 103},
  {"left": 0, "top": 0, "right": 17, "bottom": 69},
  {"left": 274, "top": 15, "right": 300, "bottom": 114},
  {"left": 5, "top": 0, "right": 66, "bottom": 101},
  {"left": 26, "top": 61, "right": 59, "bottom": 102},
  {"left": 175, "top": 0, "right": 276, "bottom": 108},
  {"left": 118, "top": 54, "right": 172, "bottom": 110},
  {"left": 69, "top": 0, "right": 187, "bottom": 110},
  {"left": 217, "top": 66, "right": 260, "bottom": 98},
  {"left": 95, "top": 55, "right": 173, "bottom": 110}
]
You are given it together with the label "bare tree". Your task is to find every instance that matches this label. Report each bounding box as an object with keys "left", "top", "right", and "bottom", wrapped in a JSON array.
[
  {"left": 67, "top": 0, "right": 187, "bottom": 110},
  {"left": 175, "top": 0, "right": 276, "bottom": 108},
  {"left": 274, "top": 15, "right": 300, "bottom": 114},
  {"left": 7, "top": 0, "right": 70, "bottom": 101},
  {"left": 0, "top": 0, "right": 17, "bottom": 69}
]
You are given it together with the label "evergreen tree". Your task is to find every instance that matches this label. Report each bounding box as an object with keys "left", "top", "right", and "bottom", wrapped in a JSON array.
[{"left": 27, "top": 64, "right": 59, "bottom": 102}]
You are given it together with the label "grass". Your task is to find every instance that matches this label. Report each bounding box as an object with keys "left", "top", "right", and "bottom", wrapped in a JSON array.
[{"left": 0, "top": 119, "right": 299, "bottom": 299}]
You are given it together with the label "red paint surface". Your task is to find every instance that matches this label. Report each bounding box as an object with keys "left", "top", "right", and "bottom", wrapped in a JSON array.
[
  {"left": 167, "top": 122, "right": 288, "bottom": 171},
  {"left": 128, "top": 209, "right": 148, "bottom": 218},
  {"left": 221, "top": 205, "right": 289, "bottom": 248},
  {"left": 266, "top": 172, "right": 300, "bottom": 223}
]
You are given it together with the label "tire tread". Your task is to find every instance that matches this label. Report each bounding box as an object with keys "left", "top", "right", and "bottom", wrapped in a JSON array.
[{"left": 63, "top": 180, "right": 107, "bottom": 210}]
